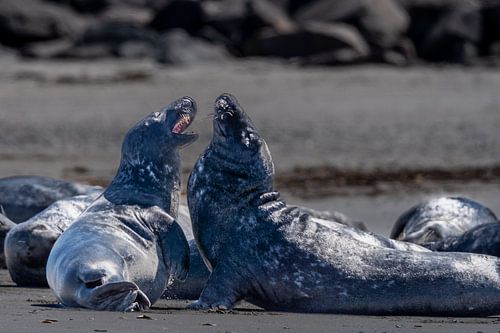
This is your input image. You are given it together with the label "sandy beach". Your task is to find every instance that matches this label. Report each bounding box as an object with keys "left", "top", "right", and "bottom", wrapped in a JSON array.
[{"left": 1, "top": 57, "right": 500, "bottom": 332}]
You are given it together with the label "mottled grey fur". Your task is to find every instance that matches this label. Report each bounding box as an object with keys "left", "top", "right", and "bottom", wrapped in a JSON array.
[
  {"left": 4, "top": 194, "right": 100, "bottom": 286},
  {"left": 187, "top": 94, "right": 500, "bottom": 316},
  {"left": 47, "top": 96, "right": 197, "bottom": 311},
  {"left": 423, "top": 222, "right": 500, "bottom": 257},
  {"left": 0, "top": 176, "right": 102, "bottom": 222},
  {"left": 391, "top": 197, "right": 497, "bottom": 244}
]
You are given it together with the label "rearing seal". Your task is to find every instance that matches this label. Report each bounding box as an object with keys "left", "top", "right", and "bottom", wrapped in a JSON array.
[
  {"left": 187, "top": 93, "right": 500, "bottom": 316},
  {"left": 47, "top": 96, "right": 197, "bottom": 311}
]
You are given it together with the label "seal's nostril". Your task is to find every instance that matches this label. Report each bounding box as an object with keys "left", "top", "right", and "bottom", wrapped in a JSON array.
[{"left": 216, "top": 98, "right": 229, "bottom": 110}]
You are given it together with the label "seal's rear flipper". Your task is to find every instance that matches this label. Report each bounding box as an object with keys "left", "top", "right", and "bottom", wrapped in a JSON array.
[{"left": 157, "top": 219, "right": 190, "bottom": 282}]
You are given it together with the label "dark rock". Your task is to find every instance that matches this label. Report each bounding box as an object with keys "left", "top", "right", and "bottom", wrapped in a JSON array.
[
  {"left": 21, "top": 40, "right": 74, "bottom": 59},
  {"left": 108, "top": 0, "right": 170, "bottom": 11},
  {"left": 49, "top": 0, "right": 167, "bottom": 13},
  {"left": 244, "top": 22, "right": 370, "bottom": 64},
  {"left": 404, "top": 0, "right": 482, "bottom": 62},
  {"left": 55, "top": 22, "right": 160, "bottom": 59},
  {"left": 358, "top": 0, "right": 409, "bottom": 49},
  {"left": 200, "top": 0, "right": 252, "bottom": 53},
  {"left": 492, "top": 41, "right": 500, "bottom": 56},
  {"left": 149, "top": 0, "right": 204, "bottom": 34},
  {"left": 293, "top": 0, "right": 409, "bottom": 50},
  {"left": 247, "top": 0, "right": 296, "bottom": 34},
  {"left": 200, "top": 0, "right": 296, "bottom": 55},
  {"left": 71, "top": 0, "right": 109, "bottom": 13},
  {"left": 479, "top": 0, "right": 500, "bottom": 56},
  {"left": 293, "top": 0, "right": 365, "bottom": 24},
  {"left": 99, "top": 4, "right": 154, "bottom": 25},
  {"left": 202, "top": 0, "right": 247, "bottom": 22},
  {"left": 157, "top": 29, "right": 230, "bottom": 64},
  {"left": 0, "top": 0, "right": 87, "bottom": 47},
  {"left": 299, "top": 48, "right": 365, "bottom": 66},
  {"left": 0, "top": 45, "right": 17, "bottom": 59},
  {"left": 48, "top": 0, "right": 110, "bottom": 14}
]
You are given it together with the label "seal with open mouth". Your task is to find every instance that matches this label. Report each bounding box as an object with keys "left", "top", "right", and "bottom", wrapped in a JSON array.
[
  {"left": 187, "top": 93, "right": 500, "bottom": 316},
  {"left": 46, "top": 96, "right": 197, "bottom": 311}
]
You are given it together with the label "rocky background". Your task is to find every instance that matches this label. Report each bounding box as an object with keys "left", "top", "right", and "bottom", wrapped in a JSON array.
[{"left": 1, "top": 0, "right": 500, "bottom": 66}]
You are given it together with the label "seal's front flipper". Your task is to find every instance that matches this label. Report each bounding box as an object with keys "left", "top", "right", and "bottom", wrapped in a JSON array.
[
  {"left": 157, "top": 219, "right": 190, "bottom": 281},
  {"left": 0, "top": 212, "right": 15, "bottom": 234},
  {"left": 188, "top": 263, "right": 242, "bottom": 310},
  {"left": 0, "top": 213, "right": 15, "bottom": 268}
]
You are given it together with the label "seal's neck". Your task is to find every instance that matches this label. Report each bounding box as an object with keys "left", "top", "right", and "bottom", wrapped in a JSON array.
[
  {"left": 203, "top": 145, "right": 274, "bottom": 203},
  {"left": 104, "top": 154, "right": 180, "bottom": 217}
]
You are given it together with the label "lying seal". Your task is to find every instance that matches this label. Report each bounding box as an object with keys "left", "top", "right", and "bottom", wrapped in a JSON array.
[
  {"left": 2, "top": 190, "right": 209, "bottom": 297},
  {"left": 423, "top": 222, "right": 500, "bottom": 256},
  {"left": 4, "top": 194, "right": 100, "bottom": 286},
  {"left": 47, "top": 96, "right": 197, "bottom": 311},
  {"left": 0, "top": 175, "right": 102, "bottom": 222},
  {"left": 390, "top": 197, "right": 498, "bottom": 244},
  {"left": 187, "top": 94, "right": 500, "bottom": 315},
  {"left": 0, "top": 213, "right": 15, "bottom": 268}
]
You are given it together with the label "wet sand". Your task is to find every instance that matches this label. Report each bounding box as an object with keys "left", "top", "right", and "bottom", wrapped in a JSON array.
[
  {"left": 2, "top": 183, "right": 500, "bottom": 333},
  {"left": 1, "top": 58, "right": 500, "bottom": 332},
  {"left": 3, "top": 267, "right": 500, "bottom": 333},
  {"left": 1, "top": 59, "right": 500, "bottom": 180}
]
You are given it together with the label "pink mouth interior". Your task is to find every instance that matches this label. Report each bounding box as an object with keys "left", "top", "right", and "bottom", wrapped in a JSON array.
[{"left": 172, "top": 115, "right": 191, "bottom": 134}]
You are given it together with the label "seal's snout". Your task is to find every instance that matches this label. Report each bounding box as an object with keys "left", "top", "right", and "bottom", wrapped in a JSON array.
[
  {"left": 171, "top": 96, "right": 197, "bottom": 135},
  {"left": 214, "top": 93, "right": 239, "bottom": 119},
  {"left": 167, "top": 96, "right": 198, "bottom": 147}
]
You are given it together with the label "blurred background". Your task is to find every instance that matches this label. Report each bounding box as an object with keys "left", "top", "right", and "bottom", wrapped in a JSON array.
[{"left": 0, "top": 0, "right": 500, "bottom": 234}]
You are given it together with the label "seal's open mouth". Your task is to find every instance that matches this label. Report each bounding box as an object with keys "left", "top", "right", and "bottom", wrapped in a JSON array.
[
  {"left": 169, "top": 97, "right": 198, "bottom": 146},
  {"left": 172, "top": 114, "right": 192, "bottom": 134}
]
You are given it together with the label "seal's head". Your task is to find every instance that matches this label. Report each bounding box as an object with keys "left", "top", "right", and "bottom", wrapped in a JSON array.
[
  {"left": 109, "top": 96, "right": 198, "bottom": 210},
  {"left": 122, "top": 96, "right": 198, "bottom": 165},
  {"left": 205, "top": 93, "right": 274, "bottom": 196},
  {"left": 49, "top": 243, "right": 151, "bottom": 311},
  {"left": 213, "top": 94, "right": 263, "bottom": 153},
  {"left": 212, "top": 93, "right": 273, "bottom": 170},
  {"left": 4, "top": 222, "right": 59, "bottom": 286}
]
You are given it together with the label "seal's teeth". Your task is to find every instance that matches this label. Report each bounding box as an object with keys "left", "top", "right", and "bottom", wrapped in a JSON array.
[{"left": 172, "top": 115, "right": 191, "bottom": 134}]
